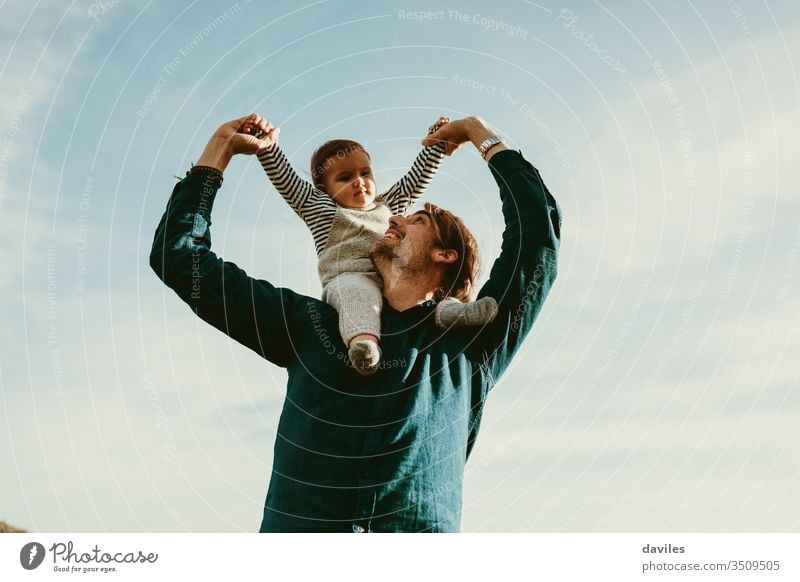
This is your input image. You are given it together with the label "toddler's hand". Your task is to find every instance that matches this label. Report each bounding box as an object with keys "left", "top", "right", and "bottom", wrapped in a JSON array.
[
  {"left": 207, "top": 114, "right": 280, "bottom": 156},
  {"left": 427, "top": 116, "right": 451, "bottom": 135},
  {"left": 422, "top": 116, "right": 483, "bottom": 156},
  {"left": 197, "top": 114, "right": 280, "bottom": 171},
  {"left": 239, "top": 114, "right": 280, "bottom": 153}
]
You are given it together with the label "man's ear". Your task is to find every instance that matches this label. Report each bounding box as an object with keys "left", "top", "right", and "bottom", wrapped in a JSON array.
[{"left": 432, "top": 248, "right": 459, "bottom": 265}]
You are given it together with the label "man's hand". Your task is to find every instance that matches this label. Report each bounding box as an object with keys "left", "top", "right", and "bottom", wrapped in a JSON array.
[
  {"left": 427, "top": 115, "right": 451, "bottom": 136},
  {"left": 421, "top": 115, "right": 507, "bottom": 161},
  {"left": 214, "top": 113, "right": 279, "bottom": 155},
  {"left": 238, "top": 113, "right": 281, "bottom": 154},
  {"left": 196, "top": 114, "right": 280, "bottom": 172}
]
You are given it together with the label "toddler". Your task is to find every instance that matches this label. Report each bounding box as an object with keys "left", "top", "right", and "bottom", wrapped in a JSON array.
[{"left": 253, "top": 117, "right": 497, "bottom": 374}]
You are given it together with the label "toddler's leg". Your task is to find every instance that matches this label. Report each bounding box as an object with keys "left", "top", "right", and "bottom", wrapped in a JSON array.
[
  {"left": 324, "top": 274, "right": 383, "bottom": 375},
  {"left": 435, "top": 296, "right": 499, "bottom": 329}
]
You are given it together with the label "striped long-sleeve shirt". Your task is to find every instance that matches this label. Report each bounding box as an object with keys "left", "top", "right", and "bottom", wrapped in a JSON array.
[{"left": 257, "top": 142, "right": 446, "bottom": 255}]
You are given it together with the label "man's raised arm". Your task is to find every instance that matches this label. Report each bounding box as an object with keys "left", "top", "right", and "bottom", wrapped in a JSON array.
[
  {"left": 149, "top": 115, "right": 298, "bottom": 368},
  {"left": 476, "top": 146, "right": 561, "bottom": 379},
  {"left": 424, "top": 117, "right": 562, "bottom": 381}
]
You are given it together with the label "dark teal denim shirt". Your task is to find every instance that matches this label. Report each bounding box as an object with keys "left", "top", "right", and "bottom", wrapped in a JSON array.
[{"left": 150, "top": 149, "right": 561, "bottom": 532}]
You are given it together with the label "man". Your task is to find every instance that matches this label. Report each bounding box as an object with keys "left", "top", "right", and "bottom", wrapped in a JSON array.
[{"left": 150, "top": 114, "right": 561, "bottom": 532}]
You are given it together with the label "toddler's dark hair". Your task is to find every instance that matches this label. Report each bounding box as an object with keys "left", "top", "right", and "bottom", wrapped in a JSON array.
[{"left": 310, "top": 139, "right": 369, "bottom": 187}]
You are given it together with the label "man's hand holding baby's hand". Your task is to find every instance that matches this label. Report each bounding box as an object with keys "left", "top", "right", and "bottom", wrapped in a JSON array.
[
  {"left": 427, "top": 116, "right": 451, "bottom": 135},
  {"left": 238, "top": 114, "right": 280, "bottom": 153},
  {"left": 422, "top": 116, "right": 506, "bottom": 160},
  {"left": 240, "top": 115, "right": 280, "bottom": 154},
  {"left": 196, "top": 114, "right": 280, "bottom": 172},
  {"left": 212, "top": 114, "right": 279, "bottom": 155},
  {"left": 422, "top": 116, "right": 483, "bottom": 156}
]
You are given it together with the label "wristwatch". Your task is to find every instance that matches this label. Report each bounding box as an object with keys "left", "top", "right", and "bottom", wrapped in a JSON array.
[{"left": 478, "top": 134, "right": 504, "bottom": 159}]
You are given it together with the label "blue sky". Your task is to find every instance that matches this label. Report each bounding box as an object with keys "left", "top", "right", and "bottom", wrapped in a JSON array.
[{"left": 1, "top": 0, "right": 799, "bottom": 532}]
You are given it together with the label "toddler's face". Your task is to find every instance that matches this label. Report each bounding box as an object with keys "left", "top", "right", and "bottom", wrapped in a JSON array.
[{"left": 320, "top": 150, "right": 377, "bottom": 209}]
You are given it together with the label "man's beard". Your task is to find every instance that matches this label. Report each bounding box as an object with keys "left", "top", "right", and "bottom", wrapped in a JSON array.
[{"left": 370, "top": 239, "right": 434, "bottom": 279}]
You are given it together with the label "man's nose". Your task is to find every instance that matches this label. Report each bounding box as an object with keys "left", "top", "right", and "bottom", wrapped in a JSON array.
[{"left": 389, "top": 215, "right": 405, "bottom": 228}]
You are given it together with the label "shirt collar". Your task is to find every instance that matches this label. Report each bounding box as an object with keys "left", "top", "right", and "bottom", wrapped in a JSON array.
[{"left": 384, "top": 298, "right": 437, "bottom": 318}]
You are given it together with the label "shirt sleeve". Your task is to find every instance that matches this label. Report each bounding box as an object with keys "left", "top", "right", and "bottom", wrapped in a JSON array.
[
  {"left": 256, "top": 144, "right": 336, "bottom": 254},
  {"left": 149, "top": 173, "right": 300, "bottom": 368},
  {"left": 382, "top": 141, "right": 446, "bottom": 215},
  {"left": 469, "top": 150, "right": 562, "bottom": 383}
]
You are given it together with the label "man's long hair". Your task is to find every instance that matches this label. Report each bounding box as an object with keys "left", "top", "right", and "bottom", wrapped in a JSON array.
[{"left": 424, "top": 202, "right": 480, "bottom": 302}]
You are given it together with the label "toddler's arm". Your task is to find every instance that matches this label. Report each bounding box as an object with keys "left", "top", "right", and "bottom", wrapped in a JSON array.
[
  {"left": 257, "top": 144, "right": 335, "bottom": 254},
  {"left": 382, "top": 117, "right": 449, "bottom": 215}
]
